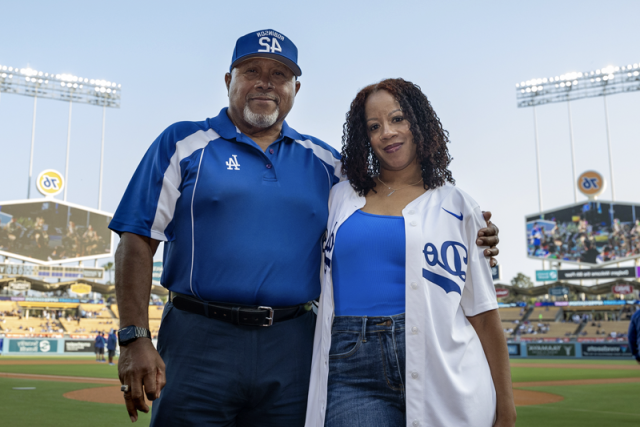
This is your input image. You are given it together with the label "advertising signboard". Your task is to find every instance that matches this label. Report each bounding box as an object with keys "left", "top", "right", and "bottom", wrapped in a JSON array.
[
  {"left": 581, "top": 343, "right": 632, "bottom": 357},
  {"left": 8, "top": 339, "right": 58, "bottom": 353},
  {"left": 0, "top": 199, "right": 113, "bottom": 265},
  {"left": 557, "top": 267, "right": 637, "bottom": 280},
  {"left": 576, "top": 171, "right": 605, "bottom": 199},
  {"left": 495, "top": 288, "right": 509, "bottom": 298},
  {"left": 527, "top": 343, "right": 575, "bottom": 357},
  {"left": 525, "top": 201, "right": 640, "bottom": 266},
  {"left": 36, "top": 170, "right": 65, "bottom": 198},
  {"left": 611, "top": 284, "right": 635, "bottom": 295},
  {"left": 536, "top": 270, "right": 558, "bottom": 282},
  {"left": 70, "top": 284, "right": 92, "bottom": 295},
  {"left": 64, "top": 340, "right": 95, "bottom": 353},
  {"left": 507, "top": 344, "right": 521, "bottom": 356},
  {"left": 549, "top": 286, "right": 569, "bottom": 296},
  {"left": 8, "top": 281, "right": 30, "bottom": 292},
  {"left": 0, "top": 263, "right": 104, "bottom": 279}
]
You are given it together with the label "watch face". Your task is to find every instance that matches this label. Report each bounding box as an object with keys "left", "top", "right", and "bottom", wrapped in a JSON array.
[{"left": 118, "top": 326, "right": 136, "bottom": 344}]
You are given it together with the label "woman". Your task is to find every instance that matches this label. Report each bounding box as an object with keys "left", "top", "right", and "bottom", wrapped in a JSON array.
[{"left": 306, "top": 79, "right": 516, "bottom": 427}]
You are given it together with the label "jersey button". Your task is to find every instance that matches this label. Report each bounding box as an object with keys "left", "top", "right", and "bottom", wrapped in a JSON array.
[
  {"left": 411, "top": 326, "right": 419, "bottom": 334},
  {"left": 266, "top": 163, "right": 272, "bottom": 169},
  {"left": 410, "top": 282, "right": 418, "bottom": 289},
  {"left": 408, "top": 209, "right": 416, "bottom": 215},
  {"left": 410, "top": 221, "right": 417, "bottom": 227},
  {"left": 411, "top": 371, "right": 419, "bottom": 379},
  {"left": 412, "top": 420, "right": 420, "bottom": 426},
  {"left": 269, "top": 148, "right": 274, "bottom": 154}
]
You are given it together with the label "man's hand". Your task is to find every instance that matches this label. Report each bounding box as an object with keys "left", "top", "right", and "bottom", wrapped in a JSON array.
[
  {"left": 478, "top": 211, "right": 499, "bottom": 267},
  {"left": 118, "top": 338, "right": 166, "bottom": 423}
]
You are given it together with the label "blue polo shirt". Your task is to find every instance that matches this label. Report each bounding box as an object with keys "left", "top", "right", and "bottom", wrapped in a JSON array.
[{"left": 109, "top": 108, "right": 341, "bottom": 306}]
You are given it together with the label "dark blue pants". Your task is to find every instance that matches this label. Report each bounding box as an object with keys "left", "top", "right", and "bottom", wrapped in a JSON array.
[{"left": 150, "top": 301, "right": 316, "bottom": 427}]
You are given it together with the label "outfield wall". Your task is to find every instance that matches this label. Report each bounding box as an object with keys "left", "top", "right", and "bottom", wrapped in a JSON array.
[
  {"left": 0, "top": 337, "right": 157, "bottom": 355},
  {"left": 508, "top": 341, "right": 633, "bottom": 359}
]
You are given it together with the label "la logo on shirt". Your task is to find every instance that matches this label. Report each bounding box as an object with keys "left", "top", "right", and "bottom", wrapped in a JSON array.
[{"left": 226, "top": 155, "right": 240, "bottom": 170}]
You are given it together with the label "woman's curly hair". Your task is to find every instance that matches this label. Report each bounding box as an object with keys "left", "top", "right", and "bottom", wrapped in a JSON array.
[{"left": 341, "top": 78, "right": 454, "bottom": 196}]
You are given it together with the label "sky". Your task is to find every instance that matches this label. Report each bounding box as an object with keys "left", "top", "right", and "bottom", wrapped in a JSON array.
[{"left": 0, "top": 0, "right": 639, "bottom": 286}]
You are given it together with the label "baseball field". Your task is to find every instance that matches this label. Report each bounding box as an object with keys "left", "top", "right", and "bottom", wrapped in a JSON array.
[{"left": 0, "top": 356, "right": 639, "bottom": 426}]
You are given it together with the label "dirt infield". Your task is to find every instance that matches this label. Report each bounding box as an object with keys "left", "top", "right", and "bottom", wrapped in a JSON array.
[
  {"left": 61, "top": 385, "right": 564, "bottom": 407},
  {"left": 3, "top": 372, "right": 639, "bottom": 407},
  {"left": 64, "top": 385, "right": 151, "bottom": 406}
]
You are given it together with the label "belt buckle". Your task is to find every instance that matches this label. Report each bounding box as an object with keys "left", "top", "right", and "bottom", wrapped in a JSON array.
[{"left": 258, "top": 306, "right": 274, "bottom": 326}]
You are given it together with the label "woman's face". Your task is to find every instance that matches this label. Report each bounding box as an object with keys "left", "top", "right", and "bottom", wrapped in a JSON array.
[{"left": 364, "top": 90, "right": 418, "bottom": 173}]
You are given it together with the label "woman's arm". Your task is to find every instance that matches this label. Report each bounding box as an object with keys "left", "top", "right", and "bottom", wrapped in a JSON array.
[{"left": 467, "top": 309, "right": 517, "bottom": 427}]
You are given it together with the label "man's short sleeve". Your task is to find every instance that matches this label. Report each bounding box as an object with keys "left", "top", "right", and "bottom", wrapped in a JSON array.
[
  {"left": 108, "top": 123, "right": 199, "bottom": 242},
  {"left": 460, "top": 206, "right": 498, "bottom": 317}
]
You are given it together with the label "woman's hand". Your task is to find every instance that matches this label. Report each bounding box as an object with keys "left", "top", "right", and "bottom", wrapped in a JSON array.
[
  {"left": 478, "top": 211, "right": 499, "bottom": 267},
  {"left": 467, "top": 310, "right": 516, "bottom": 427},
  {"left": 493, "top": 409, "right": 517, "bottom": 427}
]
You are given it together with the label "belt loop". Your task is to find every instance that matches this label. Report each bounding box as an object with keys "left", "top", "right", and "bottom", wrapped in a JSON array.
[
  {"left": 361, "top": 316, "right": 367, "bottom": 343},
  {"left": 232, "top": 307, "right": 240, "bottom": 325}
]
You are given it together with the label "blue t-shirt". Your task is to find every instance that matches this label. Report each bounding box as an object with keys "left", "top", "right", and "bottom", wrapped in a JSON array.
[
  {"left": 332, "top": 210, "right": 405, "bottom": 316},
  {"left": 107, "top": 333, "right": 117, "bottom": 350},
  {"left": 95, "top": 335, "right": 105, "bottom": 348},
  {"left": 109, "top": 108, "right": 341, "bottom": 306},
  {"left": 629, "top": 309, "right": 640, "bottom": 359}
]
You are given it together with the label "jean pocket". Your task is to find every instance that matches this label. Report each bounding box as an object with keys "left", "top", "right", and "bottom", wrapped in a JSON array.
[{"left": 329, "top": 331, "right": 362, "bottom": 359}]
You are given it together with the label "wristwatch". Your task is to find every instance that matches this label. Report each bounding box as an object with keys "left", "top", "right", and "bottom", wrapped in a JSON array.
[{"left": 117, "top": 325, "right": 152, "bottom": 346}]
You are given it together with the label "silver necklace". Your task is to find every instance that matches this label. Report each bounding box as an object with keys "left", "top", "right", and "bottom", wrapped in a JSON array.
[{"left": 376, "top": 176, "right": 423, "bottom": 197}]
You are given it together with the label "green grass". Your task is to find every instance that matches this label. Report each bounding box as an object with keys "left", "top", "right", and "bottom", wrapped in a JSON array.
[
  {"left": 0, "top": 377, "right": 151, "bottom": 427},
  {"left": 511, "top": 367, "right": 640, "bottom": 383},
  {"left": 511, "top": 358, "right": 638, "bottom": 365},
  {"left": 516, "top": 383, "right": 640, "bottom": 426},
  {"left": 0, "top": 356, "right": 102, "bottom": 360},
  {"left": 0, "top": 363, "right": 120, "bottom": 379},
  {"left": 2, "top": 356, "right": 638, "bottom": 426}
]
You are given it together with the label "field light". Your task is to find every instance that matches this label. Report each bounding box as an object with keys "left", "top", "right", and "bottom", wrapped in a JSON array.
[
  {"left": 0, "top": 64, "right": 121, "bottom": 108},
  {"left": 515, "top": 62, "right": 640, "bottom": 108},
  {"left": 0, "top": 64, "right": 121, "bottom": 210}
]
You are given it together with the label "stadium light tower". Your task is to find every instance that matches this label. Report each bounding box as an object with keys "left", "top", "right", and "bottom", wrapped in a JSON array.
[
  {"left": 0, "top": 64, "right": 121, "bottom": 207},
  {"left": 516, "top": 62, "right": 640, "bottom": 204}
]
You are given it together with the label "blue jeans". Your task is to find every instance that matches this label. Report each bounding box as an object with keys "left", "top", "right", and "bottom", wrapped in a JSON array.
[
  {"left": 325, "top": 314, "right": 406, "bottom": 427},
  {"left": 150, "top": 301, "right": 316, "bottom": 427}
]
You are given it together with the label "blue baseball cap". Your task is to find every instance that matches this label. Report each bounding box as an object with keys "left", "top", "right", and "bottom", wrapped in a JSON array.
[{"left": 230, "top": 29, "right": 301, "bottom": 77}]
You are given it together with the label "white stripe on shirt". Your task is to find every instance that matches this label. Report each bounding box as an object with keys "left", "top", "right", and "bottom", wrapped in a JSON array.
[
  {"left": 150, "top": 128, "right": 220, "bottom": 241},
  {"left": 294, "top": 138, "right": 342, "bottom": 180}
]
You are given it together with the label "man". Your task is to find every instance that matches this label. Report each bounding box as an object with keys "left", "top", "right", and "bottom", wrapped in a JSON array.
[
  {"left": 110, "top": 29, "right": 500, "bottom": 425},
  {"left": 94, "top": 331, "right": 105, "bottom": 363},
  {"left": 629, "top": 308, "right": 640, "bottom": 365},
  {"left": 107, "top": 329, "right": 118, "bottom": 365}
]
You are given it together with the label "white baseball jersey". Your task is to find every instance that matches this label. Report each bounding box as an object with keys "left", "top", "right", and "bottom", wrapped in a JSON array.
[{"left": 305, "top": 181, "right": 498, "bottom": 427}]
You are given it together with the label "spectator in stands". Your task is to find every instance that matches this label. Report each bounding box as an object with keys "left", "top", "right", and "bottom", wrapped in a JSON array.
[
  {"left": 95, "top": 332, "right": 106, "bottom": 363},
  {"left": 629, "top": 309, "right": 640, "bottom": 365},
  {"left": 108, "top": 329, "right": 118, "bottom": 366}
]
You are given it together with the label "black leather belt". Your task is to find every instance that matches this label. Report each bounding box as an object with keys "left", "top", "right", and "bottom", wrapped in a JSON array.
[{"left": 171, "top": 292, "right": 311, "bottom": 327}]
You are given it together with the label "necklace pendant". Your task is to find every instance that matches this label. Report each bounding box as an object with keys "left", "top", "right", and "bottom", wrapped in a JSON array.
[{"left": 387, "top": 190, "right": 396, "bottom": 197}]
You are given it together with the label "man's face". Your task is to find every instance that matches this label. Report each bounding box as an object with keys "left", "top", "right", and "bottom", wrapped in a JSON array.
[{"left": 225, "top": 58, "right": 300, "bottom": 130}]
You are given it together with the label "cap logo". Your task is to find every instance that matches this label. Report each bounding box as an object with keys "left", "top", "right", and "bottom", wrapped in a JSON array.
[
  {"left": 258, "top": 36, "right": 283, "bottom": 54},
  {"left": 231, "top": 29, "right": 301, "bottom": 76},
  {"left": 256, "top": 30, "right": 285, "bottom": 41}
]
